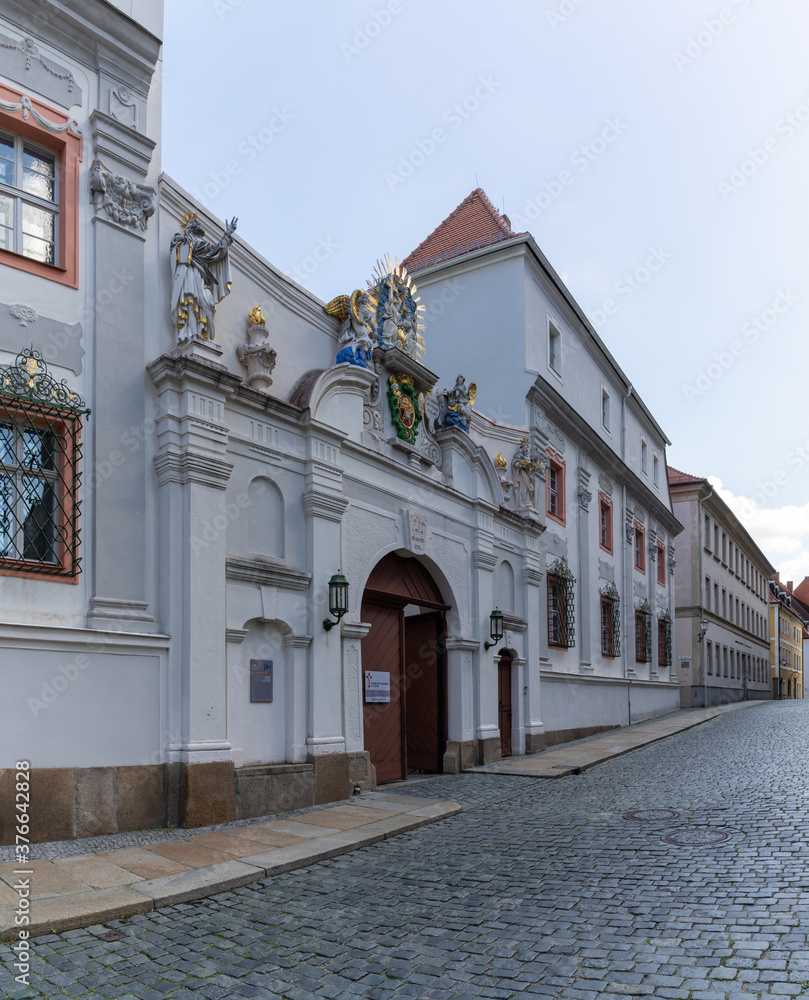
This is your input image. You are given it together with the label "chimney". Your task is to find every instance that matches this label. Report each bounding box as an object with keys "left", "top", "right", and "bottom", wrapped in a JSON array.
[
  {"left": 774, "top": 571, "right": 781, "bottom": 583},
  {"left": 788, "top": 580, "right": 794, "bottom": 592}
]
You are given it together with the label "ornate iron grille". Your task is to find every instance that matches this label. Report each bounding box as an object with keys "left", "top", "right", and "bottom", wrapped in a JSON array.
[
  {"left": 0, "top": 347, "right": 89, "bottom": 577},
  {"left": 548, "top": 558, "right": 576, "bottom": 648},
  {"left": 600, "top": 584, "right": 620, "bottom": 657},
  {"left": 658, "top": 612, "right": 672, "bottom": 667},
  {"left": 635, "top": 601, "right": 652, "bottom": 663}
]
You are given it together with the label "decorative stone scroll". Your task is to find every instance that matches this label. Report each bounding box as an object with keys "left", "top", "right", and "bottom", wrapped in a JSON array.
[{"left": 90, "top": 159, "right": 155, "bottom": 230}]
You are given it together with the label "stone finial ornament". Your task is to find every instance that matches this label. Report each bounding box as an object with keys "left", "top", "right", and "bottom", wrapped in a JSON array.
[
  {"left": 170, "top": 210, "right": 237, "bottom": 343},
  {"left": 236, "top": 307, "right": 277, "bottom": 392}
]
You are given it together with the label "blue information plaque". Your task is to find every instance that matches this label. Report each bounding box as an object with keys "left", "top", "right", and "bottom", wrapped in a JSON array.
[{"left": 250, "top": 659, "right": 273, "bottom": 702}]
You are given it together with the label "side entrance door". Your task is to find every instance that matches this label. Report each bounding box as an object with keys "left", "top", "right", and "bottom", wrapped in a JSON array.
[{"left": 498, "top": 651, "right": 513, "bottom": 758}]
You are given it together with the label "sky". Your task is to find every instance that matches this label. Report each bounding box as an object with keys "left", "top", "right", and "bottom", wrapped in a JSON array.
[{"left": 161, "top": 0, "right": 809, "bottom": 586}]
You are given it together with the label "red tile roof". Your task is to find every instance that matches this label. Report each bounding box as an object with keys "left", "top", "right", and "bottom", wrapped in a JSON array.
[
  {"left": 667, "top": 465, "right": 707, "bottom": 486},
  {"left": 403, "top": 188, "right": 523, "bottom": 273}
]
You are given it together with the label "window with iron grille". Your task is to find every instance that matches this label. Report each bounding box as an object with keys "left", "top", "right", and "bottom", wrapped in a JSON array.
[
  {"left": 600, "top": 584, "right": 620, "bottom": 657},
  {"left": 0, "top": 348, "right": 89, "bottom": 578},
  {"left": 635, "top": 601, "right": 652, "bottom": 663},
  {"left": 657, "top": 612, "right": 672, "bottom": 667},
  {"left": 547, "top": 559, "right": 575, "bottom": 648}
]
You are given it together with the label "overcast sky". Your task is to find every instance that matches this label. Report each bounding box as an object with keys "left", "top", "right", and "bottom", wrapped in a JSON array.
[{"left": 162, "top": 0, "right": 809, "bottom": 586}]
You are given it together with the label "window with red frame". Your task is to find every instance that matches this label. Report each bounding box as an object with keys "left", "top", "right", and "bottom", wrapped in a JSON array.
[
  {"left": 634, "top": 524, "right": 645, "bottom": 572},
  {"left": 546, "top": 455, "right": 565, "bottom": 524},
  {"left": 656, "top": 541, "right": 666, "bottom": 585},
  {"left": 0, "top": 348, "right": 88, "bottom": 580},
  {"left": 599, "top": 495, "right": 612, "bottom": 552}
]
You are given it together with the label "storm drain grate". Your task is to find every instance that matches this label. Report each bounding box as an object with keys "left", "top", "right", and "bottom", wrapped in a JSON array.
[
  {"left": 662, "top": 827, "right": 731, "bottom": 846},
  {"left": 623, "top": 808, "right": 681, "bottom": 821}
]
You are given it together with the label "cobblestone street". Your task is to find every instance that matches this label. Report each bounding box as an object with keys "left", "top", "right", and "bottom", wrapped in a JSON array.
[{"left": 5, "top": 700, "right": 809, "bottom": 1000}]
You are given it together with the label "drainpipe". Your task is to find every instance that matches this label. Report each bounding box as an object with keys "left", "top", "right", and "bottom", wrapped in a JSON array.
[{"left": 621, "top": 384, "right": 633, "bottom": 723}]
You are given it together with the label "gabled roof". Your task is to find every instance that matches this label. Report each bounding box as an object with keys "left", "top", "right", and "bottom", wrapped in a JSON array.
[
  {"left": 403, "top": 188, "right": 523, "bottom": 273},
  {"left": 667, "top": 465, "right": 707, "bottom": 486}
]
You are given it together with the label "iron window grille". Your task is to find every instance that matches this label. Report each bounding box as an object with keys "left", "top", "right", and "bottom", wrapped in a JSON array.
[
  {"left": 635, "top": 600, "right": 652, "bottom": 663},
  {"left": 600, "top": 583, "right": 621, "bottom": 657},
  {"left": 657, "top": 611, "right": 672, "bottom": 667},
  {"left": 0, "top": 347, "right": 89, "bottom": 577},
  {"left": 548, "top": 558, "right": 576, "bottom": 648}
]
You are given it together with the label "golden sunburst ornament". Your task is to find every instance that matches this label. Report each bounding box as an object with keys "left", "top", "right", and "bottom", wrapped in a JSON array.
[
  {"left": 180, "top": 209, "right": 199, "bottom": 229},
  {"left": 368, "top": 253, "right": 426, "bottom": 361}
]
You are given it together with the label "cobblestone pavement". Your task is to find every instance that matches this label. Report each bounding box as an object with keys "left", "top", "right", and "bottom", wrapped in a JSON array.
[{"left": 4, "top": 699, "right": 809, "bottom": 999}]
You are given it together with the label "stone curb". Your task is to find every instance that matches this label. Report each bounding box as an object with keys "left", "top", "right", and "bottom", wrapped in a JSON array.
[
  {"left": 469, "top": 701, "right": 762, "bottom": 778},
  {"left": 0, "top": 799, "right": 462, "bottom": 941}
]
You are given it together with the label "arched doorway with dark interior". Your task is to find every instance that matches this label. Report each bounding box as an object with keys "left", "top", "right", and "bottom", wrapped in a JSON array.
[{"left": 360, "top": 552, "right": 449, "bottom": 783}]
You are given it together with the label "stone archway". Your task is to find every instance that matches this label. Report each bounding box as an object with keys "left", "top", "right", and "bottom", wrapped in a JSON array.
[{"left": 360, "top": 553, "right": 449, "bottom": 783}]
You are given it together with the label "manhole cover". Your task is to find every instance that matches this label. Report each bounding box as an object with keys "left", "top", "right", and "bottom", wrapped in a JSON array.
[
  {"left": 623, "top": 808, "right": 681, "bottom": 821},
  {"left": 96, "top": 930, "right": 125, "bottom": 941},
  {"left": 662, "top": 827, "right": 731, "bottom": 846}
]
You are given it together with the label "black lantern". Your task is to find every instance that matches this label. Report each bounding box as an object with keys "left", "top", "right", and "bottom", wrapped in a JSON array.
[
  {"left": 484, "top": 607, "right": 505, "bottom": 650},
  {"left": 323, "top": 571, "right": 349, "bottom": 630}
]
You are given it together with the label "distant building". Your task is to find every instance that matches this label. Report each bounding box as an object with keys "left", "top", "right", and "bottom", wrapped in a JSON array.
[
  {"left": 668, "top": 468, "right": 773, "bottom": 707},
  {"left": 769, "top": 575, "right": 807, "bottom": 699}
]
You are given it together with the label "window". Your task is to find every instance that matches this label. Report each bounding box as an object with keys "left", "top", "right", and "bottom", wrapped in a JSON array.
[
  {"left": 714, "top": 525, "right": 719, "bottom": 556},
  {"left": 0, "top": 131, "right": 58, "bottom": 263},
  {"left": 601, "top": 388, "right": 611, "bottom": 431},
  {"left": 635, "top": 603, "right": 652, "bottom": 663},
  {"left": 634, "top": 524, "right": 645, "bottom": 573},
  {"left": 704, "top": 514, "right": 711, "bottom": 551},
  {"left": 658, "top": 614, "right": 672, "bottom": 667},
  {"left": 0, "top": 87, "right": 80, "bottom": 287},
  {"left": 546, "top": 453, "right": 565, "bottom": 525},
  {"left": 714, "top": 582, "right": 719, "bottom": 613},
  {"left": 723, "top": 646, "right": 728, "bottom": 677},
  {"left": 599, "top": 494, "right": 613, "bottom": 553},
  {"left": 656, "top": 541, "right": 666, "bottom": 586},
  {"left": 547, "top": 560, "right": 575, "bottom": 648},
  {"left": 548, "top": 321, "right": 561, "bottom": 375},
  {"left": 705, "top": 575, "right": 711, "bottom": 605},
  {"left": 707, "top": 641, "right": 713, "bottom": 674},
  {"left": 653, "top": 454, "right": 660, "bottom": 487},
  {"left": 0, "top": 348, "right": 88, "bottom": 579},
  {"left": 600, "top": 586, "right": 620, "bottom": 657},
  {"left": 641, "top": 439, "right": 648, "bottom": 476},
  {"left": 722, "top": 589, "right": 726, "bottom": 618},
  {"left": 722, "top": 532, "right": 727, "bottom": 564},
  {"left": 728, "top": 592, "right": 733, "bottom": 623}
]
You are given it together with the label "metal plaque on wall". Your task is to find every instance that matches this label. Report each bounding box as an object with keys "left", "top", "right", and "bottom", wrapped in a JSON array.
[{"left": 250, "top": 659, "right": 273, "bottom": 702}]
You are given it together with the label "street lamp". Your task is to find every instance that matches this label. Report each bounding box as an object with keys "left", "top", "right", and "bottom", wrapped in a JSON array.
[
  {"left": 323, "top": 571, "right": 349, "bottom": 630},
  {"left": 484, "top": 608, "right": 505, "bottom": 650},
  {"left": 697, "top": 617, "right": 709, "bottom": 708}
]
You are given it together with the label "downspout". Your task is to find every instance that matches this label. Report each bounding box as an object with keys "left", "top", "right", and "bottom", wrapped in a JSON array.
[{"left": 621, "top": 384, "right": 633, "bottom": 723}]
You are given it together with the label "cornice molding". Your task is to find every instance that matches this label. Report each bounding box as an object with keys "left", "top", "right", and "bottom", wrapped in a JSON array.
[
  {"left": 226, "top": 557, "right": 311, "bottom": 592},
  {"left": 153, "top": 452, "right": 234, "bottom": 490},
  {"left": 302, "top": 489, "right": 349, "bottom": 522},
  {"left": 340, "top": 621, "right": 373, "bottom": 640}
]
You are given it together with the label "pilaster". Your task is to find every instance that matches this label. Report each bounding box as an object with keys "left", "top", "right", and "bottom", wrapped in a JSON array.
[
  {"left": 284, "top": 633, "right": 312, "bottom": 763},
  {"left": 341, "top": 620, "right": 373, "bottom": 754}
]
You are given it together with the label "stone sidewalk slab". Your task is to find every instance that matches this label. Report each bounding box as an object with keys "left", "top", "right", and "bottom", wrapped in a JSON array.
[
  {"left": 0, "top": 791, "right": 461, "bottom": 941},
  {"left": 471, "top": 701, "right": 762, "bottom": 778}
]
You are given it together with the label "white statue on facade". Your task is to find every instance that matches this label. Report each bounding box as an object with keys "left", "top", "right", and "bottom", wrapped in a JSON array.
[
  {"left": 170, "top": 210, "right": 237, "bottom": 342},
  {"left": 512, "top": 438, "right": 539, "bottom": 507}
]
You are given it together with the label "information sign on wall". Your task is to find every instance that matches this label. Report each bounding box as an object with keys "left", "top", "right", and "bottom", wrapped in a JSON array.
[{"left": 250, "top": 659, "right": 273, "bottom": 702}]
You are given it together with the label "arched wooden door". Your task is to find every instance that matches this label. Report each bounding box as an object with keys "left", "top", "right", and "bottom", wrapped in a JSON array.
[{"left": 361, "top": 554, "right": 448, "bottom": 783}]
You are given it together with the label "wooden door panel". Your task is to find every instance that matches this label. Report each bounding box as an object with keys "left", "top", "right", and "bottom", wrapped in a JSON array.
[
  {"left": 498, "top": 653, "right": 513, "bottom": 758},
  {"left": 361, "top": 600, "right": 405, "bottom": 783},
  {"left": 405, "top": 612, "right": 443, "bottom": 772}
]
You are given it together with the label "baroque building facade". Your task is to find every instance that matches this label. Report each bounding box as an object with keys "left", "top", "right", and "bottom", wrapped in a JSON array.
[
  {"left": 668, "top": 468, "right": 773, "bottom": 707},
  {"left": 768, "top": 575, "right": 806, "bottom": 700},
  {"left": 1, "top": 2, "right": 683, "bottom": 844}
]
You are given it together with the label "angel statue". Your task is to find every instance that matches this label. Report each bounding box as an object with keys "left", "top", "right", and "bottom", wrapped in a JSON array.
[
  {"left": 170, "top": 211, "right": 237, "bottom": 343},
  {"left": 324, "top": 289, "right": 376, "bottom": 368},
  {"left": 437, "top": 374, "right": 476, "bottom": 432},
  {"left": 511, "top": 438, "right": 539, "bottom": 508}
]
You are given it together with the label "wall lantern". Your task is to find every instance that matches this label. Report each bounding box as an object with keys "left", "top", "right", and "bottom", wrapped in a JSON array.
[
  {"left": 323, "top": 571, "right": 349, "bottom": 630},
  {"left": 484, "top": 607, "right": 505, "bottom": 650},
  {"left": 697, "top": 618, "right": 709, "bottom": 643}
]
